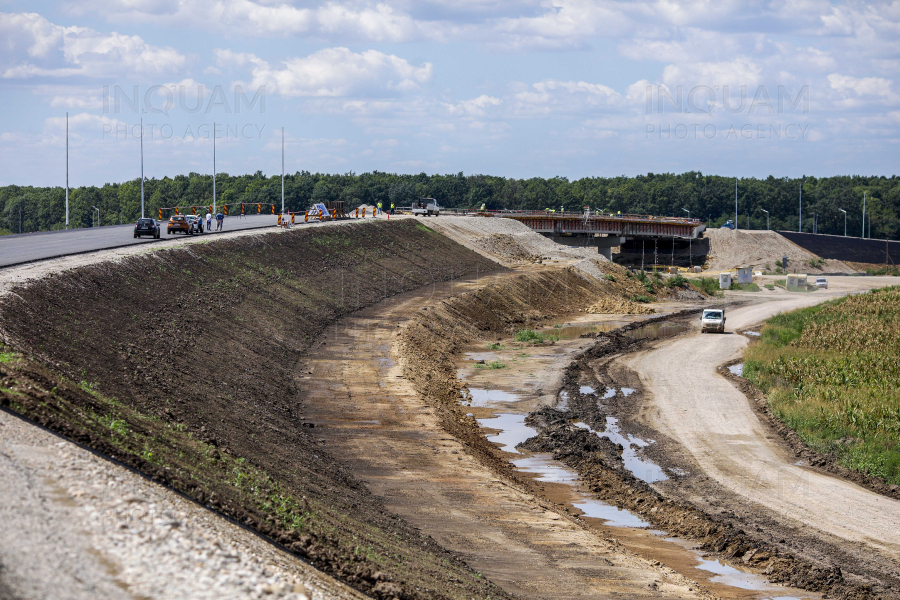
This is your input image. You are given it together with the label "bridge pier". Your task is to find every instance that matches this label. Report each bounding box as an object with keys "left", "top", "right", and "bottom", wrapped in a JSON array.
[{"left": 542, "top": 234, "right": 626, "bottom": 259}]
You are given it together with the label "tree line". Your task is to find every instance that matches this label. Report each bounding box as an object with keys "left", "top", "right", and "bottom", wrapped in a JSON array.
[{"left": 2, "top": 171, "right": 898, "bottom": 239}]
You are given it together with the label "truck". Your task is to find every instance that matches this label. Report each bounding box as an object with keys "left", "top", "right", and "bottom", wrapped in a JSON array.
[
  {"left": 412, "top": 198, "right": 440, "bottom": 217},
  {"left": 720, "top": 220, "right": 735, "bottom": 229}
]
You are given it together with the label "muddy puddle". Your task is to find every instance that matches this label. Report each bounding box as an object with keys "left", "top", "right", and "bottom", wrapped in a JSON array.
[
  {"left": 728, "top": 363, "right": 744, "bottom": 377},
  {"left": 468, "top": 388, "right": 522, "bottom": 407},
  {"left": 574, "top": 419, "right": 668, "bottom": 483},
  {"left": 624, "top": 321, "right": 690, "bottom": 340}
]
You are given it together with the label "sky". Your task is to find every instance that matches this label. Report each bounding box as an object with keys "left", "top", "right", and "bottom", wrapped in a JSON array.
[{"left": 0, "top": 0, "right": 898, "bottom": 187}]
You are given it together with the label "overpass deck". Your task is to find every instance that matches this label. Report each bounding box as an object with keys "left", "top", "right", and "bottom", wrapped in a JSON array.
[{"left": 485, "top": 211, "right": 705, "bottom": 239}]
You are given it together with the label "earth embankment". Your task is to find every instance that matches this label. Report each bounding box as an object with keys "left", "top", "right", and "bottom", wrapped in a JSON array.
[{"left": 0, "top": 220, "right": 513, "bottom": 600}]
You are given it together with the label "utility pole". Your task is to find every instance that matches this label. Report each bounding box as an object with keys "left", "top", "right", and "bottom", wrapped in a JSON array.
[
  {"left": 735, "top": 179, "right": 738, "bottom": 231},
  {"left": 281, "top": 127, "right": 285, "bottom": 214},
  {"left": 65, "top": 112, "right": 69, "bottom": 229},
  {"left": 213, "top": 122, "right": 217, "bottom": 214},
  {"left": 140, "top": 117, "right": 144, "bottom": 219},
  {"left": 799, "top": 180, "right": 802, "bottom": 232},
  {"left": 862, "top": 192, "right": 866, "bottom": 238},
  {"left": 839, "top": 208, "right": 846, "bottom": 236}
]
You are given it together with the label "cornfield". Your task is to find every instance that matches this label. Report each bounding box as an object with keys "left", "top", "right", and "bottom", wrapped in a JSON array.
[{"left": 745, "top": 286, "right": 900, "bottom": 484}]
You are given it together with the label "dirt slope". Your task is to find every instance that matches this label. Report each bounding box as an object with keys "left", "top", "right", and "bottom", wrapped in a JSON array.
[
  {"left": 703, "top": 229, "right": 855, "bottom": 273},
  {"left": 621, "top": 277, "right": 900, "bottom": 595},
  {"left": 0, "top": 220, "right": 511, "bottom": 600}
]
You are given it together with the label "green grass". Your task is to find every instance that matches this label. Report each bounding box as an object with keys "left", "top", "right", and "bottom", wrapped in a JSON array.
[
  {"left": 475, "top": 360, "right": 507, "bottom": 370},
  {"left": 690, "top": 277, "right": 723, "bottom": 297},
  {"left": 764, "top": 283, "right": 775, "bottom": 290},
  {"left": 745, "top": 287, "right": 900, "bottom": 485},
  {"left": 629, "top": 294, "right": 654, "bottom": 303},
  {"left": 514, "top": 329, "right": 557, "bottom": 343},
  {"left": 665, "top": 274, "right": 687, "bottom": 288},
  {"left": 730, "top": 282, "right": 760, "bottom": 292},
  {"left": 486, "top": 342, "right": 506, "bottom": 350}
]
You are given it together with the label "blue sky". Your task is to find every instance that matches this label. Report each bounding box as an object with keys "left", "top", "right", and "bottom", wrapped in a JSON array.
[{"left": 1, "top": 0, "right": 898, "bottom": 186}]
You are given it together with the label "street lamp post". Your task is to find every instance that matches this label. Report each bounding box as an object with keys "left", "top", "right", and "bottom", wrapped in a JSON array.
[
  {"left": 862, "top": 192, "right": 866, "bottom": 238},
  {"left": 839, "top": 208, "right": 846, "bottom": 236},
  {"left": 760, "top": 208, "right": 769, "bottom": 230},
  {"left": 92, "top": 206, "right": 99, "bottom": 228}
]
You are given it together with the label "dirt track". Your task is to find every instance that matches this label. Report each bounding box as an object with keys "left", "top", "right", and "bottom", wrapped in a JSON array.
[
  {"left": 621, "top": 276, "right": 900, "bottom": 590},
  {"left": 300, "top": 274, "right": 708, "bottom": 600}
]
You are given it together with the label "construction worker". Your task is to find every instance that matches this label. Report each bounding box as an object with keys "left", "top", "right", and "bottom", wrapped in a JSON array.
[
  {"left": 390, "top": 202, "right": 395, "bottom": 215},
  {"left": 377, "top": 201, "right": 382, "bottom": 216}
]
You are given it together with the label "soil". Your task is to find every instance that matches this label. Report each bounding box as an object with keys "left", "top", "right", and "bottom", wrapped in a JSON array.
[
  {"left": 702, "top": 229, "right": 855, "bottom": 273},
  {"left": 0, "top": 220, "right": 512, "bottom": 600}
]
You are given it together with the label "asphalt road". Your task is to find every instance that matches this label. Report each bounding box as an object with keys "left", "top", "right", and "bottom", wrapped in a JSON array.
[
  {"left": 0, "top": 215, "right": 279, "bottom": 268},
  {"left": 623, "top": 276, "right": 900, "bottom": 567}
]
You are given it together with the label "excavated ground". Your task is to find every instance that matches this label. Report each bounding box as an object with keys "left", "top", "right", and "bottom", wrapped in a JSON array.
[{"left": 0, "top": 220, "right": 513, "bottom": 600}]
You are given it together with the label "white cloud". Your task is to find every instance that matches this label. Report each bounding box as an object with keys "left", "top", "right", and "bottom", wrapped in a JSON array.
[
  {"left": 662, "top": 57, "right": 763, "bottom": 89},
  {"left": 444, "top": 95, "right": 501, "bottom": 117},
  {"left": 0, "top": 12, "right": 186, "bottom": 79},
  {"left": 828, "top": 73, "right": 894, "bottom": 97},
  {"left": 512, "top": 80, "right": 626, "bottom": 116},
  {"left": 239, "top": 47, "right": 432, "bottom": 97}
]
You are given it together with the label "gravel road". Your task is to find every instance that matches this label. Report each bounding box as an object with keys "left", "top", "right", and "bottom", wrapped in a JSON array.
[
  {"left": 622, "top": 276, "right": 900, "bottom": 570},
  {"left": 0, "top": 393, "right": 368, "bottom": 600}
]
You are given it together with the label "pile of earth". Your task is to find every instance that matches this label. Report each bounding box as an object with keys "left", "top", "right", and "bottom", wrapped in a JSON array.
[
  {"left": 0, "top": 220, "right": 513, "bottom": 600},
  {"left": 703, "top": 229, "right": 854, "bottom": 273},
  {"left": 473, "top": 233, "right": 541, "bottom": 263},
  {"left": 584, "top": 296, "right": 655, "bottom": 315}
]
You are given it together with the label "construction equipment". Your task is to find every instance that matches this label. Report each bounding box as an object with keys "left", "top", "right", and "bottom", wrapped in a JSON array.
[{"left": 412, "top": 198, "right": 440, "bottom": 217}]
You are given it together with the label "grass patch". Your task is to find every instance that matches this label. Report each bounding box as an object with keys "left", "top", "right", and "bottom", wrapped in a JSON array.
[
  {"left": 764, "top": 284, "right": 775, "bottom": 290},
  {"left": 690, "top": 277, "right": 723, "bottom": 297},
  {"left": 514, "top": 329, "right": 558, "bottom": 343},
  {"left": 629, "top": 294, "right": 654, "bottom": 303},
  {"left": 665, "top": 274, "right": 687, "bottom": 288},
  {"left": 730, "top": 282, "right": 760, "bottom": 292},
  {"left": 745, "top": 286, "right": 900, "bottom": 485},
  {"left": 475, "top": 360, "right": 507, "bottom": 370},
  {"left": 486, "top": 342, "right": 506, "bottom": 350}
]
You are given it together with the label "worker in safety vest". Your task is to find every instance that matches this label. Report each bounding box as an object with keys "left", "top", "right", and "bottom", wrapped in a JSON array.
[
  {"left": 390, "top": 202, "right": 395, "bottom": 215},
  {"left": 377, "top": 202, "right": 382, "bottom": 216},
  {"left": 480, "top": 203, "right": 486, "bottom": 211}
]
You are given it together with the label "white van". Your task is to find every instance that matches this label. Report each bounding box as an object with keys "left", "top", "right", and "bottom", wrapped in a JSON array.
[{"left": 701, "top": 308, "right": 726, "bottom": 333}]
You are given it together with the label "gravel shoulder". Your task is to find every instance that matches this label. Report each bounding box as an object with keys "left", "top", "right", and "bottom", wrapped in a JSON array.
[
  {"left": 620, "top": 276, "right": 900, "bottom": 591},
  {"left": 0, "top": 409, "right": 365, "bottom": 600}
]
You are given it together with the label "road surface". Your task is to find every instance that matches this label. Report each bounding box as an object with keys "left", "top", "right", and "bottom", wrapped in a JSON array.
[
  {"left": 623, "top": 277, "right": 900, "bottom": 569},
  {"left": 0, "top": 215, "right": 279, "bottom": 268}
]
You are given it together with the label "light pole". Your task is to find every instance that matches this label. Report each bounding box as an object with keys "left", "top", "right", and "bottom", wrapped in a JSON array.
[
  {"left": 862, "top": 191, "right": 866, "bottom": 238},
  {"left": 140, "top": 117, "right": 144, "bottom": 219},
  {"left": 682, "top": 208, "right": 691, "bottom": 268},
  {"left": 681, "top": 208, "right": 690, "bottom": 219},
  {"left": 65, "top": 112, "right": 69, "bottom": 229},
  {"left": 92, "top": 206, "right": 99, "bottom": 228},
  {"left": 281, "top": 126, "right": 285, "bottom": 215},
  {"left": 760, "top": 208, "right": 769, "bottom": 230},
  {"left": 839, "top": 208, "right": 846, "bottom": 236},
  {"left": 735, "top": 179, "right": 738, "bottom": 231},
  {"left": 799, "top": 179, "right": 803, "bottom": 232}
]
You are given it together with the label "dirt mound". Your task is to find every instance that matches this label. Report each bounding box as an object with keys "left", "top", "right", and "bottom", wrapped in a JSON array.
[
  {"left": 585, "top": 296, "right": 655, "bottom": 315},
  {"left": 427, "top": 216, "right": 605, "bottom": 266},
  {"left": 473, "top": 233, "right": 540, "bottom": 263},
  {"left": 0, "top": 220, "right": 511, "bottom": 600},
  {"left": 704, "top": 229, "right": 854, "bottom": 273}
]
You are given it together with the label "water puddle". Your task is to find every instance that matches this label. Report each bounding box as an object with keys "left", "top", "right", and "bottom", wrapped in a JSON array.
[
  {"left": 621, "top": 387, "right": 635, "bottom": 396},
  {"left": 624, "top": 321, "right": 690, "bottom": 340},
  {"left": 476, "top": 413, "right": 536, "bottom": 454},
  {"left": 602, "top": 387, "right": 616, "bottom": 399},
  {"left": 465, "top": 351, "right": 502, "bottom": 362},
  {"left": 728, "top": 363, "right": 744, "bottom": 377},
  {"left": 557, "top": 391, "right": 569, "bottom": 411},
  {"left": 744, "top": 331, "right": 761, "bottom": 337},
  {"left": 554, "top": 322, "right": 629, "bottom": 339},
  {"left": 579, "top": 385, "right": 595, "bottom": 395},
  {"left": 512, "top": 455, "right": 582, "bottom": 483},
  {"left": 468, "top": 388, "right": 522, "bottom": 407},
  {"left": 574, "top": 499, "right": 650, "bottom": 528},
  {"left": 575, "top": 418, "right": 668, "bottom": 483}
]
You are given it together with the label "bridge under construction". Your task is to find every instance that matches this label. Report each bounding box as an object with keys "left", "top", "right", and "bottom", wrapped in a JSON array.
[{"left": 483, "top": 210, "right": 706, "bottom": 258}]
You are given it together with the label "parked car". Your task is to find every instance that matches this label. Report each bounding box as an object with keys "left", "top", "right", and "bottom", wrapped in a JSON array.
[
  {"left": 134, "top": 217, "right": 160, "bottom": 239},
  {"left": 186, "top": 215, "right": 203, "bottom": 233},
  {"left": 701, "top": 308, "right": 726, "bottom": 333},
  {"left": 815, "top": 277, "right": 828, "bottom": 289},
  {"left": 167, "top": 215, "right": 192, "bottom": 235}
]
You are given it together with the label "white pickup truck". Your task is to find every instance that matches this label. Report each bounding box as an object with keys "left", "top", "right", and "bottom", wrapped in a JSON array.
[{"left": 701, "top": 308, "right": 726, "bottom": 333}]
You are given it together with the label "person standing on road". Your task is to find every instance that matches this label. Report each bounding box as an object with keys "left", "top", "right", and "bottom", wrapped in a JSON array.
[
  {"left": 206, "top": 211, "right": 212, "bottom": 232},
  {"left": 390, "top": 202, "right": 395, "bottom": 215},
  {"left": 216, "top": 211, "right": 224, "bottom": 231},
  {"left": 377, "top": 201, "right": 382, "bottom": 216}
]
